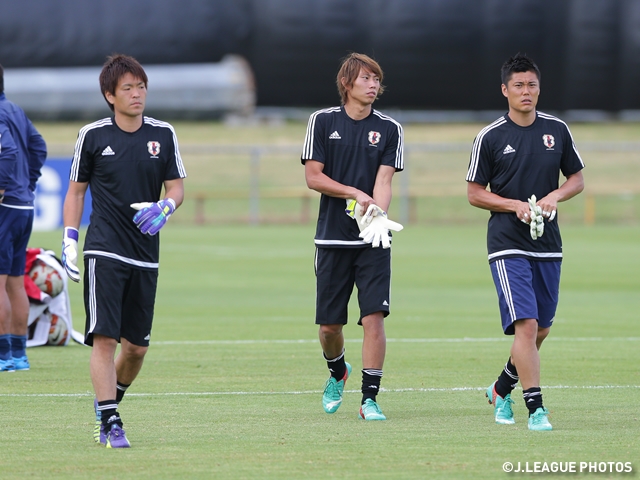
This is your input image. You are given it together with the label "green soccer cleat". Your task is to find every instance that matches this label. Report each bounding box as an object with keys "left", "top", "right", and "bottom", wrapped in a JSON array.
[
  {"left": 93, "top": 399, "right": 106, "bottom": 445},
  {"left": 322, "top": 362, "right": 352, "bottom": 414},
  {"left": 358, "top": 398, "right": 386, "bottom": 421},
  {"left": 528, "top": 407, "right": 553, "bottom": 431},
  {"left": 486, "top": 382, "right": 515, "bottom": 425}
]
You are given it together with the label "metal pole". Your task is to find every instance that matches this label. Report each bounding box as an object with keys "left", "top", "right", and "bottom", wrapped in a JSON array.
[{"left": 249, "top": 148, "right": 261, "bottom": 225}]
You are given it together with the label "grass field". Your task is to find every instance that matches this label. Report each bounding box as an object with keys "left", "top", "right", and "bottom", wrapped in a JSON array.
[{"left": 1, "top": 223, "right": 639, "bottom": 479}]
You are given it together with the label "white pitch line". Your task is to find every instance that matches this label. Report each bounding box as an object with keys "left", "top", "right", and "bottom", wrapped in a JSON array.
[
  {"left": 2, "top": 385, "right": 638, "bottom": 398},
  {"left": 150, "top": 337, "right": 640, "bottom": 346}
]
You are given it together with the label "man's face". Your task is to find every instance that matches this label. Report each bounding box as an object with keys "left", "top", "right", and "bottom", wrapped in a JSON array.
[
  {"left": 502, "top": 71, "right": 540, "bottom": 114},
  {"left": 105, "top": 72, "right": 146, "bottom": 117},
  {"left": 345, "top": 68, "right": 380, "bottom": 106}
]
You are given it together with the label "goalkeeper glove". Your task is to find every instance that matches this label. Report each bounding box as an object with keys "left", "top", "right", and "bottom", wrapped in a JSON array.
[
  {"left": 527, "top": 195, "right": 545, "bottom": 240},
  {"left": 61, "top": 227, "right": 81, "bottom": 282},
  {"left": 345, "top": 200, "right": 387, "bottom": 231},
  {"left": 359, "top": 213, "right": 403, "bottom": 249},
  {"left": 345, "top": 199, "right": 366, "bottom": 232},
  {"left": 132, "top": 199, "right": 176, "bottom": 236}
]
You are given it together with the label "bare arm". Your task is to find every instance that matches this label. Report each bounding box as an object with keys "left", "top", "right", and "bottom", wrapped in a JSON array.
[
  {"left": 467, "top": 170, "right": 585, "bottom": 223},
  {"left": 536, "top": 171, "right": 584, "bottom": 214},
  {"left": 467, "top": 181, "right": 530, "bottom": 221},
  {"left": 62, "top": 180, "right": 88, "bottom": 228},
  {"left": 163, "top": 177, "right": 185, "bottom": 208},
  {"left": 305, "top": 160, "right": 376, "bottom": 211},
  {"left": 371, "top": 165, "right": 395, "bottom": 212}
]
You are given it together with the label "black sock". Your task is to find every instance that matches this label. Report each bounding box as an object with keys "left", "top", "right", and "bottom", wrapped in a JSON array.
[
  {"left": 522, "top": 387, "right": 543, "bottom": 415},
  {"left": 495, "top": 358, "right": 519, "bottom": 398},
  {"left": 97, "top": 400, "right": 122, "bottom": 429},
  {"left": 116, "top": 382, "right": 131, "bottom": 403},
  {"left": 324, "top": 350, "right": 346, "bottom": 381},
  {"left": 361, "top": 369, "right": 382, "bottom": 404}
]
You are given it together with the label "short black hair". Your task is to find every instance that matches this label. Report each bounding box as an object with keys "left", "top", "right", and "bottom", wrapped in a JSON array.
[
  {"left": 0, "top": 63, "right": 4, "bottom": 94},
  {"left": 501, "top": 53, "right": 541, "bottom": 86}
]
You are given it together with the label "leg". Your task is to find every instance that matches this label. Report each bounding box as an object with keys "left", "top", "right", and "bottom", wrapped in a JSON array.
[
  {"left": 319, "top": 324, "right": 351, "bottom": 414},
  {"left": 0, "top": 275, "right": 13, "bottom": 370},
  {"left": 6, "top": 276, "right": 29, "bottom": 337},
  {"left": 115, "top": 338, "right": 148, "bottom": 385},
  {"left": 90, "top": 334, "right": 119, "bottom": 402},
  {"left": 510, "top": 318, "right": 540, "bottom": 390},
  {"left": 318, "top": 324, "right": 344, "bottom": 360},
  {"left": 6, "top": 276, "right": 30, "bottom": 369},
  {"left": 0, "top": 275, "right": 10, "bottom": 335},
  {"left": 361, "top": 312, "right": 385, "bottom": 370},
  {"left": 536, "top": 326, "right": 550, "bottom": 350},
  {"left": 359, "top": 312, "right": 387, "bottom": 420}
]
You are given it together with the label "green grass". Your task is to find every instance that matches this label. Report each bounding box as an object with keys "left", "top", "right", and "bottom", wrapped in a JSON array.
[{"left": 1, "top": 224, "right": 639, "bottom": 479}]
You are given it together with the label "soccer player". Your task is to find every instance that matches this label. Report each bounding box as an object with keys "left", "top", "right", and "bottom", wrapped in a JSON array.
[
  {"left": 302, "top": 53, "right": 404, "bottom": 421},
  {"left": 61, "top": 54, "right": 186, "bottom": 447},
  {"left": 0, "top": 63, "right": 48, "bottom": 372},
  {"left": 466, "top": 53, "right": 585, "bottom": 431}
]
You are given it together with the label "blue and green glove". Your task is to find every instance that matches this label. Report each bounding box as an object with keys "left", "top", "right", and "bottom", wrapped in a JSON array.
[{"left": 131, "top": 199, "right": 176, "bottom": 235}]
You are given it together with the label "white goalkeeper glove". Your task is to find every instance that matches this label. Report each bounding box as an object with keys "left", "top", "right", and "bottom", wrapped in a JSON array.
[
  {"left": 359, "top": 213, "right": 403, "bottom": 249},
  {"left": 61, "top": 227, "right": 81, "bottom": 282},
  {"left": 345, "top": 200, "right": 388, "bottom": 231},
  {"left": 527, "top": 195, "right": 545, "bottom": 240},
  {"left": 345, "top": 199, "right": 366, "bottom": 232}
]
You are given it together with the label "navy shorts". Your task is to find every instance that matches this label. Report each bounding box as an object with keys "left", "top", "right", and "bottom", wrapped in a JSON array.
[
  {"left": 84, "top": 256, "right": 158, "bottom": 347},
  {"left": 490, "top": 257, "right": 561, "bottom": 335},
  {"left": 0, "top": 206, "right": 33, "bottom": 276},
  {"left": 315, "top": 247, "right": 391, "bottom": 325}
]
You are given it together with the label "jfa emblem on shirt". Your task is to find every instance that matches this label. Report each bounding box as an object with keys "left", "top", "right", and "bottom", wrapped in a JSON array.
[
  {"left": 368, "top": 131, "right": 381, "bottom": 145},
  {"left": 147, "top": 141, "right": 161, "bottom": 157},
  {"left": 542, "top": 134, "right": 555, "bottom": 149}
]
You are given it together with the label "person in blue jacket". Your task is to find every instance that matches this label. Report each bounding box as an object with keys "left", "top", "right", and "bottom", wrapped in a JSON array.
[{"left": 0, "top": 63, "right": 48, "bottom": 372}]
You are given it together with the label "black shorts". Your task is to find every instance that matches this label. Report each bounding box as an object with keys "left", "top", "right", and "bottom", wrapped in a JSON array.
[
  {"left": 83, "top": 256, "right": 158, "bottom": 347},
  {"left": 315, "top": 247, "right": 391, "bottom": 325}
]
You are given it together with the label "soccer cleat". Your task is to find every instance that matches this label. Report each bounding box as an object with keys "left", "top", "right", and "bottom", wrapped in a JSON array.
[
  {"left": 12, "top": 356, "right": 30, "bottom": 371},
  {"left": 358, "top": 398, "right": 386, "bottom": 421},
  {"left": 486, "top": 381, "right": 515, "bottom": 424},
  {"left": 0, "top": 358, "right": 15, "bottom": 372},
  {"left": 528, "top": 407, "right": 553, "bottom": 431},
  {"left": 322, "top": 362, "right": 352, "bottom": 414},
  {"left": 106, "top": 423, "right": 131, "bottom": 448},
  {"left": 93, "top": 399, "right": 106, "bottom": 445}
]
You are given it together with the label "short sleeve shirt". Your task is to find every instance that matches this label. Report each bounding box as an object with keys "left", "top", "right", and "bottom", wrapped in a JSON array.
[
  {"left": 70, "top": 116, "right": 187, "bottom": 268},
  {"left": 301, "top": 106, "right": 404, "bottom": 247},
  {"left": 466, "top": 112, "right": 584, "bottom": 262}
]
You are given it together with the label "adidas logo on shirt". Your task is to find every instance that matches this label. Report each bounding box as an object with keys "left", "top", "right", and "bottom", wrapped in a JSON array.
[
  {"left": 503, "top": 145, "right": 516, "bottom": 154},
  {"left": 329, "top": 131, "right": 341, "bottom": 140},
  {"left": 102, "top": 146, "right": 115, "bottom": 156}
]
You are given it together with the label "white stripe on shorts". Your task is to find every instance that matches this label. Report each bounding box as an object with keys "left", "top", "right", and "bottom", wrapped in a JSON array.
[
  {"left": 88, "top": 258, "right": 97, "bottom": 334},
  {"left": 495, "top": 259, "right": 517, "bottom": 323}
]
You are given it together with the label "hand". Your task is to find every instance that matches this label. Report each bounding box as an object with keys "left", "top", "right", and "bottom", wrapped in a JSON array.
[
  {"left": 346, "top": 200, "right": 388, "bottom": 232},
  {"left": 132, "top": 199, "right": 176, "bottom": 235},
  {"left": 61, "top": 227, "right": 81, "bottom": 282},
  {"left": 361, "top": 204, "right": 386, "bottom": 227},
  {"left": 359, "top": 213, "right": 403, "bottom": 249}
]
